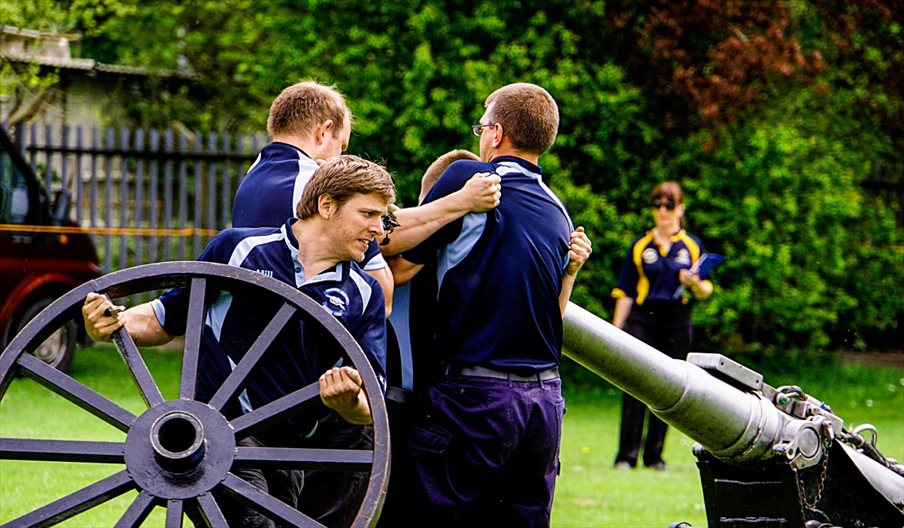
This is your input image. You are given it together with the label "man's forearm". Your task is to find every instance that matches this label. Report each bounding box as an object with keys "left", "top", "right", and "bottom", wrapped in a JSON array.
[
  {"left": 379, "top": 195, "right": 471, "bottom": 256},
  {"left": 559, "top": 273, "right": 577, "bottom": 315},
  {"left": 334, "top": 390, "right": 373, "bottom": 425},
  {"left": 122, "top": 304, "right": 175, "bottom": 346}
]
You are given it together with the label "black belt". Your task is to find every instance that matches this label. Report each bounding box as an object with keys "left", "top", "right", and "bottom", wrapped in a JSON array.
[
  {"left": 386, "top": 386, "right": 410, "bottom": 404},
  {"left": 450, "top": 365, "right": 560, "bottom": 382}
]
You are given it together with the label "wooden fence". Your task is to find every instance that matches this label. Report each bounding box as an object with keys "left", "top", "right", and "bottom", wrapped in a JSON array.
[
  {"left": 12, "top": 122, "right": 264, "bottom": 274},
  {"left": 10, "top": 122, "right": 902, "bottom": 274}
]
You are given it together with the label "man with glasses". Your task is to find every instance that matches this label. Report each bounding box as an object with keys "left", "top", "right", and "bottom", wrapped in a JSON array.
[
  {"left": 233, "top": 80, "right": 503, "bottom": 317},
  {"left": 394, "top": 83, "right": 592, "bottom": 527}
]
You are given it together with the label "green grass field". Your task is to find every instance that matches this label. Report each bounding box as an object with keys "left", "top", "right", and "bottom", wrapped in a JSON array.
[{"left": 1, "top": 345, "right": 901, "bottom": 527}]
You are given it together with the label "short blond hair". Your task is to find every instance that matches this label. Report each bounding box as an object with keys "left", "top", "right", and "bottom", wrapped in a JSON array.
[
  {"left": 267, "top": 81, "right": 352, "bottom": 139},
  {"left": 296, "top": 155, "right": 396, "bottom": 219},
  {"left": 420, "top": 149, "right": 479, "bottom": 202},
  {"left": 485, "top": 83, "right": 559, "bottom": 154}
]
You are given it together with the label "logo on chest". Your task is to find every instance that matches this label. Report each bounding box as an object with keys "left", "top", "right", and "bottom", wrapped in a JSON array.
[
  {"left": 676, "top": 249, "right": 691, "bottom": 266},
  {"left": 322, "top": 288, "right": 351, "bottom": 317},
  {"left": 642, "top": 248, "right": 659, "bottom": 264}
]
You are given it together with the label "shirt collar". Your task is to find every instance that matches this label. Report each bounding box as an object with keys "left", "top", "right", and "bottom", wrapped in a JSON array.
[
  {"left": 493, "top": 155, "right": 542, "bottom": 175},
  {"left": 281, "top": 219, "right": 346, "bottom": 286},
  {"left": 269, "top": 141, "right": 314, "bottom": 161}
]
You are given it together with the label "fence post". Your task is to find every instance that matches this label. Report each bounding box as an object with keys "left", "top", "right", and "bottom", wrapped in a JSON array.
[
  {"left": 163, "top": 130, "right": 174, "bottom": 261},
  {"left": 207, "top": 132, "right": 218, "bottom": 241},
  {"left": 60, "top": 125, "right": 70, "bottom": 200},
  {"left": 178, "top": 133, "right": 188, "bottom": 260},
  {"left": 149, "top": 129, "right": 160, "bottom": 264},
  {"left": 193, "top": 134, "right": 203, "bottom": 256},
  {"left": 74, "top": 126, "right": 84, "bottom": 224},
  {"left": 103, "top": 127, "right": 114, "bottom": 272},
  {"left": 42, "top": 124, "right": 53, "bottom": 199},
  {"left": 221, "top": 132, "right": 232, "bottom": 230},
  {"left": 118, "top": 128, "right": 129, "bottom": 270}
]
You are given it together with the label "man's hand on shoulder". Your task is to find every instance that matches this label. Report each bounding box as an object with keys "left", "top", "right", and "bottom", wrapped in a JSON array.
[
  {"left": 565, "top": 226, "right": 592, "bottom": 277},
  {"left": 459, "top": 172, "right": 501, "bottom": 212}
]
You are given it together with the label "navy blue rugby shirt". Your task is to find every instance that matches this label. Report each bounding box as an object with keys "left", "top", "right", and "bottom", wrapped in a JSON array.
[
  {"left": 611, "top": 229, "right": 710, "bottom": 305},
  {"left": 403, "top": 156, "right": 574, "bottom": 373},
  {"left": 232, "top": 142, "right": 385, "bottom": 270},
  {"left": 150, "top": 219, "right": 387, "bottom": 421}
]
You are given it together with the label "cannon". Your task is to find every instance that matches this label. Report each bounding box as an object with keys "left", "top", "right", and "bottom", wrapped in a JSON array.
[
  {"left": 2, "top": 262, "right": 902, "bottom": 527},
  {"left": 0, "top": 262, "right": 389, "bottom": 528},
  {"left": 563, "top": 301, "right": 904, "bottom": 528}
]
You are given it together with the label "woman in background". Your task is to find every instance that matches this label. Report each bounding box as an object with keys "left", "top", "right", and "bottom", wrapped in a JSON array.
[{"left": 611, "top": 181, "right": 713, "bottom": 470}]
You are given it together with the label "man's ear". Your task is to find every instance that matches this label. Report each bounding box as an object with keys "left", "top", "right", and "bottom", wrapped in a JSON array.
[
  {"left": 492, "top": 123, "right": 504, "bottom": 148},
  {"left": 316, "top": 120, "right": 335, "bottom": 145},
  {"left": 318, "top": 194, "right": 336, "bottom": 218}
]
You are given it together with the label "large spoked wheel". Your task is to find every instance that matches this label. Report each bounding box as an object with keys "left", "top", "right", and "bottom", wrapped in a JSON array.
[{"left": 0, "top": 262, "right": 389, "bottom": 528}]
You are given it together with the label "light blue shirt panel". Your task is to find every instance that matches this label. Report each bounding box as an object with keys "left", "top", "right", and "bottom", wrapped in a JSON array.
[{"left": 436, "top": 212, "right": 488, "bottom": 296}]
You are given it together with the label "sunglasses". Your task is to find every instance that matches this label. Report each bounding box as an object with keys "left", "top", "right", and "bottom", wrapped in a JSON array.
[{"left": 652, "top": 198, "right": 676, "bottom": 211}]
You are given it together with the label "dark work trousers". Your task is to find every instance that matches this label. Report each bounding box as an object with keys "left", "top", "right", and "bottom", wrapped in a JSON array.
[
  {"left": 214, "top": 435, "right": 305, "bottom": 528},
  {"left": 409, "top": 374, "right": 564, "bottom": 528},
  {"left": 376, "top": 395, "right": 419, "bottom": 527},
  {"left": 215, "top": 414, "right": 372, "bottom": 528},
  {"left": 614, "top": 301, "right": 692, "bottom": 467},
  {"left": 294, "top": 413, "right": 374, "bottom": 528}
]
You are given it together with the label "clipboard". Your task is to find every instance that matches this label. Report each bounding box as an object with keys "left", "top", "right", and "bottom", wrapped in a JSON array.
[{"left": 673, "top": 253, "right": 723, "bottom": 299}]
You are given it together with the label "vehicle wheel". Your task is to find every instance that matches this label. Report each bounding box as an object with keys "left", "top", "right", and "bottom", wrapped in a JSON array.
[
  {"left": 0, "top": 261, "right": 390, "bottom": 528},
  {"left": 15, "top": 297, "right": 77, "bottom": 372}
]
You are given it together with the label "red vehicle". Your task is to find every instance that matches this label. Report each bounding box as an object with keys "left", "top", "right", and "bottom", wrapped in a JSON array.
[{"left": 0, "top": 126, "right": 101, "bottom": 371}]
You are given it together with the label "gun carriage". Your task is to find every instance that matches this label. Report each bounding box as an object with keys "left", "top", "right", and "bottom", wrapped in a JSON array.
[{"left": 564, "top": 302, "right": 904, "bottom": 528}]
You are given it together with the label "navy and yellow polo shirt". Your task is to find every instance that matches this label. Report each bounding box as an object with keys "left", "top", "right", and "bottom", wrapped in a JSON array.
[{"left": 612, "top": 229, "right": 711, "bottom": 305}]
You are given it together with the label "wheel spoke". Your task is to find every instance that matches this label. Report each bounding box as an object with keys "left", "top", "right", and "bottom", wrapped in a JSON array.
[
  {"left": 194, "top": 492, "right": 228, "bottom": 528},
  {"left": 164, "top": 499, "right": 184, "bottom": 528},
  {"left": 113, "top": 491, "right": 157, "bottom": 528},
  {"left": 111, "top": 326, "right": 165, "bottom": 407},
  {"left": 207, "top": 303, "right": 297, "bottom": 410},
  {"left": 179, "top": 278, "right": 207, "bottom": 400},
  {"left": 2, "top": 470, "right": 134, "bottom": 528},
  {"left": 234, "top": 445, "right": 372, "bottom": 472},
  {"left": 15, "top": 353, "right": 136, "bottom": 432},
  {"left": 229, "top": 383, "right": 321, "bottom": 439},
  {"left": 0, "top": 438, "right": 124, "bottom": 464},
  {"left": 219, "top": 473, "right": 325, "bottom": 527}
]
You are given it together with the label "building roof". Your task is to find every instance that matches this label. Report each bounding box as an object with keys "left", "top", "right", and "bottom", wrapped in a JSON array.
[{"left": 0, "top": 24, "right": 194, "bottom": 80}]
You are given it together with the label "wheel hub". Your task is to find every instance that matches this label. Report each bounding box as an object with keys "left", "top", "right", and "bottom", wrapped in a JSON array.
[{"left": 124, "top": 400, "right": 236, "bottom": 499}]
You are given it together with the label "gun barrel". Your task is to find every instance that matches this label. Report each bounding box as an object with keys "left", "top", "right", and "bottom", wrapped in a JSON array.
[
  {"left": 563, "top": 302, "right": 784, "bottom": 461},
  {"left": 562, "top": 302, "right": 904, "bottom": 517}
]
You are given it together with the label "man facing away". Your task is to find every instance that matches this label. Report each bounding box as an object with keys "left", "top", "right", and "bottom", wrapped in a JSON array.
[
  {"left": 84, "top": 155, "right": 396, "bottom": 527},
  {"left": 393, "top": 83, "right": 592, "bottom": 527},
  {"left": 232, "top": 81, "right": 503, "bottom": 316}
]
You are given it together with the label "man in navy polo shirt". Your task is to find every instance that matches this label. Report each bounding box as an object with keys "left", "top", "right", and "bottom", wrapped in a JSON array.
[
  {"left": 83, "top": 155, "right": 395, "bottom": 527},
  {"left": 232, "top": 81, "right": 503, "bottom": 316},
  {"left": 395, "top": 83, "right": 592, "bottom": 526}
]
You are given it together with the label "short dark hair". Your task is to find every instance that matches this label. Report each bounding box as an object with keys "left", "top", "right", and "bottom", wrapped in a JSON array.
[
  {"left": 296, "top": 155, "right": 396, "bottom": 219},
  {"left": 267, "top": 81, "right": 352, "bottom": 139},
  {"left": 485, "top": 83, "right": 559, "bottom": 154},
  {"left": 420, "top": 149, "right": 479, "bottom": 203}
]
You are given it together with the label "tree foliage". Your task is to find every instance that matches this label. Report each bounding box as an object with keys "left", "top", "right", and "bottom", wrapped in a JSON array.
[{"left": 6, "top": 0, "right": 902, "bottom": 356}]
